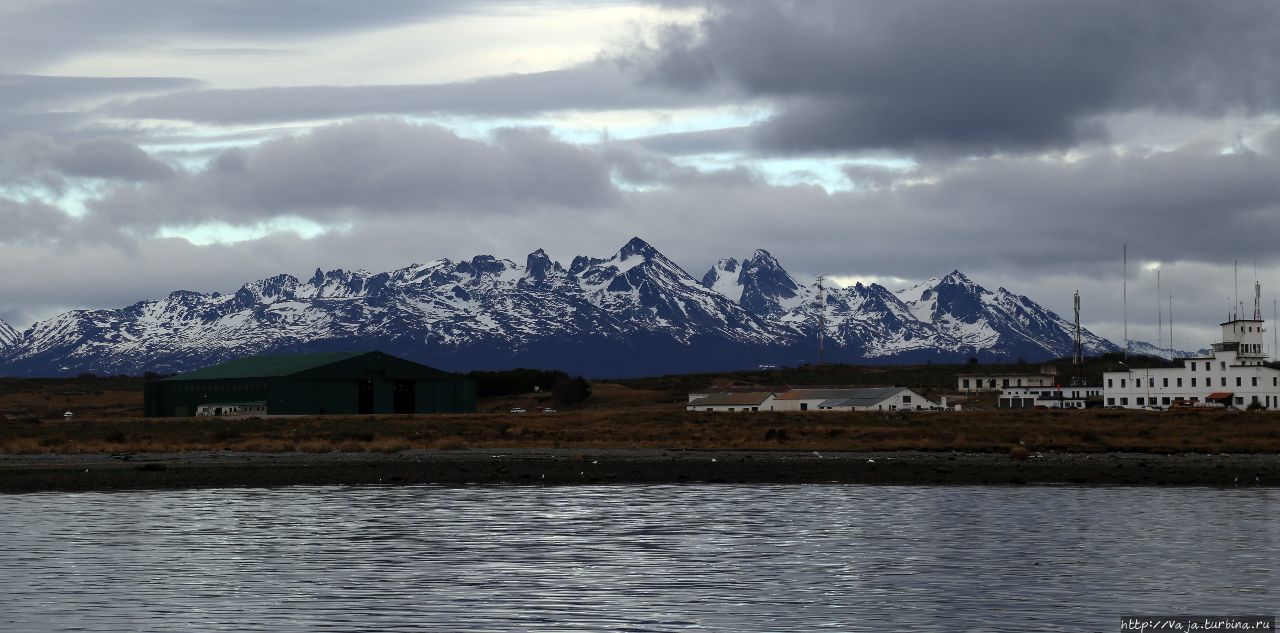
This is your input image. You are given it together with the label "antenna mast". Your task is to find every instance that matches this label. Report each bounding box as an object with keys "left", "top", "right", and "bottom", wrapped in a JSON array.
[
  {"left": 1071, "top": 291, "right": 1085, "bottom": 386},
  {"left": 1254, "top": 280, "right": 1262, "bottom": 321},
  {"left": 1234, "top": 260, "right": 1239, "bottom": 320},
  {"left": 1157, "top": 269, "right": 1163, "bottom": 359},
  {"left": 816, "top": 275, "right": 825, "bottom": 366},
  {"left": 1168, "top": 294, "right": 1174, "bottom": 358},
  {"left": 1123, "top": 243, "right": 1128, "bottom": 359}
]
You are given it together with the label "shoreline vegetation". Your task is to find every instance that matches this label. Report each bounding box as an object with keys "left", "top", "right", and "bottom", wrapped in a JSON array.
[{"left": 3, "top": 365, "right": 1279, "bottom": 491}]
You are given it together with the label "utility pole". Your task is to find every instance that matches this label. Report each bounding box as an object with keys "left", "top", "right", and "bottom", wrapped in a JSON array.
[
  {"left": 1157, "top": 269, "right": 1163, "bottom": 359},
  {"left": 816, "top": 275, "right": 825, "bottom": 366},
  {"left": 1123, "top": 243, "right": 1128, "bottom": 359},
  {"left": 1071, "top": 291, "right": 1085, "bottom": 387},
  {"left": 1234, "top": 260, "right": 1239, "bottom": 320}
]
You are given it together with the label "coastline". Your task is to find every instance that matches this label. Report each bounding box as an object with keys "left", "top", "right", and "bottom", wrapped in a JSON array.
[{"left": 2, "top": 449, "right": 1277, "bottom": 492}]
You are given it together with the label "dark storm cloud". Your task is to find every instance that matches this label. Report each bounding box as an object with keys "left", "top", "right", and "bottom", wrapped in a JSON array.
[
  {"left": 610, "top": 130, "right": 1280, "bottom": 287},
  {"left": 104, "top": 61, "right": 737, "bottom": 124},
  {"left": 636, "top": 0, "right": 1280, "bottom": 155},
  {"left": 90, "top": 119, "right": 620, "bottom": 228}
]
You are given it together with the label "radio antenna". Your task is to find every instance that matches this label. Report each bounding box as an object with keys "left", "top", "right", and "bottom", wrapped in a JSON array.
[
  {"left": 816, "top": 275, "right": 825, "bottom": 366},
  {"left": 1122, "top": 243, "right": 1128, "bottom": 359},
  {"left": 1156, "top": 269, "right": 1163, "bottom": 359}
]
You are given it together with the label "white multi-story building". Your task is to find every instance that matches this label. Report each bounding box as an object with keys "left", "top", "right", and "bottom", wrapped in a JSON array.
[
  {"left": 1103, "top": 318, "right": 1280, "bottom": 409},
  {"left": 998, "top": 386, "right": 1103, "bottom": 409},
  {"left": 956, "top": 368, "right": 1056, "bottom": 393}
]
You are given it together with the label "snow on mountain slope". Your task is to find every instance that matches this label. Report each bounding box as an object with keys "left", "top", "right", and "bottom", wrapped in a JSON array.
[
  {"left": 1126, "top": 340, "right": 1207, "bottom": 360},
  {"left": 0, "top": 318, "right": 20, "bottom": 350},
  {"left": 701, "top": 258, "right": 743, "bottom": 302},
  {"left": 0, "top": 238, "right": 1122, "bottom": 376},
  {"left": 892, "top": 271, "right": 1117, "bottom": 358}
]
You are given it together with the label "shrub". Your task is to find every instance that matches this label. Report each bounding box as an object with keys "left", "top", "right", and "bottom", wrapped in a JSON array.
[{"left": 552, "top": 376, "right": 592, "bottom": 406}]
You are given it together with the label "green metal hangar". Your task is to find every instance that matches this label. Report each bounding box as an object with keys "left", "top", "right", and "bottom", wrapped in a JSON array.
[{"left": 144, "top": 351, "right": 475, "bottom": 417}]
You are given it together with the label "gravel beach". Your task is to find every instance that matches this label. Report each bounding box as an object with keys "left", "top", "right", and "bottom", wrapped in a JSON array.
[{"left": 2, "top": 449, "right": 1278, "bottom": 492}]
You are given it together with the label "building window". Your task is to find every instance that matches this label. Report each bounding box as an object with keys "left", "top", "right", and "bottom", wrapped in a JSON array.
[
  {"left": 1162, "top": 378, "right": 1168, "bottom": 387},
  {"left": 902, "top": 395, "right": 912, "bottom": 404},
  {"left": 1120, "top": 397, "right": 1128, "bottom": 405},
  {"left": 1002, "top": 379, "right": 1009, "bottom": 388},
  {"left": 727, "top": 408, "right": 734, "bottom": 412},
  {"left": 1136, "top": 397, "right": 1144, "bottom": 405},
  {"left": 1235, "top": 397, "right": 1244, "bottom": 405},
  {"left": 1120, "top": 378, "right": 1126, "bottom": 388},
  {"left": 963, "top": 379, "right": 970, "bottom": 388},
  {"left": 1107, "top": 398, "right": 1115, "bottom": 406},
  {"left": 800, "top": 403, "right": 808, "bottom": 411},
  {"left": 1190, "top": 363, "right": 1195, "bottom": 371},
  {"left": 1017, "top": 379, "right": 1023, "bottom": 386},
  {"left": 1221, "top": 362, "right": 1227, "bottom": 370},
  {"left": 1221, "top": 377, "right": 1227, "bottom": 387},
  {"left": 1205, "top": 362, "right": 1211, "bottom": 371},
  {"left": 1107, "top": 378, "right": 1113, "bottom": 388},
  {"left": 1162, "top": 397, "right": 1170, "bottom": 405},
  {"left": 1252, "top": 377, "right": 1258, "bottom": 386},
  {"left": 1191, "top": 378, "right": 1197, "bottom": 387},
  {"left": 1252, "top": 396, "right": 1260, "bottom": 405},
  {"left": 1149, "top": 378, "right": 1155, "bottom": 388},
  {"left": 1176, "top": 378, "right": 1182, "bottom": 387},
  {"left": 1236, "top": 377, "right": 1242, "bottom": 387}
]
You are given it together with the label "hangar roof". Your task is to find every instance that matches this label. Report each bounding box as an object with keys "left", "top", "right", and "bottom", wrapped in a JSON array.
[{"left": 163, "top": 351, "right": 456, "bottom": 381}]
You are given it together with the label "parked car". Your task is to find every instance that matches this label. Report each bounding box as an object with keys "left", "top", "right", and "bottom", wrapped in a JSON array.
[{"left": 510, "top": 407, "right": 527, "bottom": 414}]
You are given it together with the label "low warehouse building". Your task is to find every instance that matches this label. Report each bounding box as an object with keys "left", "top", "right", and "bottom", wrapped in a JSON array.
[
  {"left": 773, "top": 387, "right": 935, "bottom": 412},
  {"left": 685, "top": 391, "right": 778, "bottom": 412},
  {"left": 144, "top": 351, "right": 475, "bottom": 417},
  {"left": 815, "top": 387, "right": 936, "bottom": 412}
]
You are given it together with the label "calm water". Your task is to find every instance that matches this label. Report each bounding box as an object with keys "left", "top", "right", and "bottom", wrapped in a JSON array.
[{"left": 1, "top": 485, "right": 1275, "bottom": 632}]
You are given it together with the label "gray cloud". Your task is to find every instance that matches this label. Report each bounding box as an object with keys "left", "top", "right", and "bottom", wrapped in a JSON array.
[
  {"left": 91, "top": 119, "right": 620, "bottom": 229},
  {"left": 0, "top": 197, "right": 77, "bottom": 245},
  {"left": 0, "top": 1, "right": 522, "bottom": 71},
  {"left": 5, "top": 128, "right": 1280, "bottom": 345},
  {"left": 104, "top": 61, "right": 739, "bottom": 125},
  {"left": 0, "top": 74, "right": 201, "bottom": 112},
  {"left": 0, "top": 132, "right": 174, "bottom": 194},
  {"left": 635, "top": 0, "right": 1280, "bottom": 155}
]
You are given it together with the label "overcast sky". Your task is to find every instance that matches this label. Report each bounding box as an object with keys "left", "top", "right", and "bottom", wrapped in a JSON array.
[{"left": 4, "top": 0, "right": 1280, "bottom": 352}]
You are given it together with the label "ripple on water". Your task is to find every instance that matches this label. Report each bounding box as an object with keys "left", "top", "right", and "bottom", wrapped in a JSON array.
[{"left": 1, "top": 485, "right": 1276, "bottom": 632}]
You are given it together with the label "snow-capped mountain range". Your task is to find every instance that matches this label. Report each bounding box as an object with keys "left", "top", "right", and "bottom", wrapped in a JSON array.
[
  {"left": 0, "top": 237, "right": 1119, "bottom": 377},
  {"left": 1124, "top": 340, "right": 1207, "bottom": 360}
]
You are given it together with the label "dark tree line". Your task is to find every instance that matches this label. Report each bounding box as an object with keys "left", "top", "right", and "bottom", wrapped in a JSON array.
[{"left": 466, "top": 368, "right": 591, "bottom": 405}]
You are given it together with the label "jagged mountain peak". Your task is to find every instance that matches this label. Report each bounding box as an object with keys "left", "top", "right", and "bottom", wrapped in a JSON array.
[
  {"left": 0, "top": 238, "right": 1121, "bottom": 377},
  {"left": 617, "top": 236, "right": 659, "bottom": 261},
  {"left": 933, "top": 269, "right": 980, "bottom": 287},
  {"left": 737, "top": 249, "right": 801, "bottom": 318},
  {"left": 522, "top": 248, "right": 567, "bottom": 285}
]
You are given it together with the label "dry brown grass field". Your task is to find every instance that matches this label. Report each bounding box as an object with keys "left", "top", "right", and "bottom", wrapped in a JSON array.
[{"left": 2, "top": 378, "right": 1279, "bottom": 455}]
